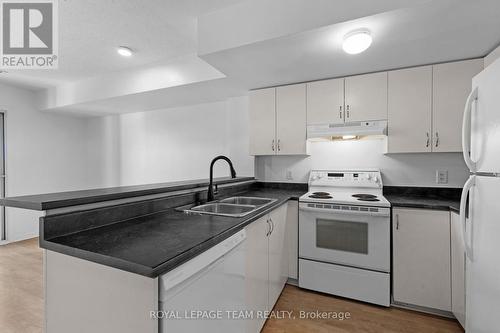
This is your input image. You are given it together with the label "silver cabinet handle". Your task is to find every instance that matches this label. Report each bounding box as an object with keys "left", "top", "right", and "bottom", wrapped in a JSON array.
[
  {"left": 396, "top": 214, "right": 399, "bottom": 230},
  {"left": 339, "top": 106, "right": 342, "bottom": 119},
  {"left": 269, "top": 218, "right": 274, "bottom": 235},
  {"left": 277, "top": 139, "right": 281, "bottom": 152},
  {"left": 346, "top": 105, "right": 350, "bottom": 118},
  {"left": 426, "top": 132, "right": 430, "bottom": 147},
  {"left": 266, "top": 219, "right": 271, "bottom": 236},
  {"left": 435, "top": 132, "right": 439, "bottom": 147},
  {"left": 271, "top": 139, "right": 275, "bottom": 151}
]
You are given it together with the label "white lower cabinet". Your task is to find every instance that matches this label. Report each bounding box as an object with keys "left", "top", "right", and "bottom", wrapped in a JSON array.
[
  {"left": 245, "top": 203, "right": 288, "bottom": 333},
  {"left": 286, "top": 200, "right": 298, "bottom": 280},
  {"left": 392, "top": 208, "right": 451, "bottom": 311},
  {"left": 245, "top": 215, "right": 270, "bottom": 333},
  {"left": 450, "top": 211, "right": 466, "bottom": 327},
  {"left": 268, "top": 204, "right": 289, "bottom": 308}
]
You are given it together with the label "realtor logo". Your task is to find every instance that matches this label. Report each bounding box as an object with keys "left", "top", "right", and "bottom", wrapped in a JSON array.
[{"left": 1, "top": 0, "right": 58, "bottom": 69}]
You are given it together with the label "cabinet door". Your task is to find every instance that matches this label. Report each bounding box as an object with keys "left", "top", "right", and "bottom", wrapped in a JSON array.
[
  {"left": 306, "top": 78, "right": 344, "bottom": 125},
  {"left": 393, "top": 208, "right": 451, "bottom": 311},
  {"left": 286, "top": 200, "right": 298, "bottom": 280},
  {"left": 244, "top": 216, "right": 269, "bottom": 333},
  {"left": 344, "top": 72, "right": 387, "bottom": 122},
  {"left": 276, "top": 84, "right": 308, "bottom": 155},
  {"left": 451, "top": 212, "right": 465, "bottom": 328},
  {"left": 249, "top": 88, "right": 276, "bottom": 155},
  {"left": 268, "top": 204, "right": 288, "bottom": 310},
  {"left": 432, "top": 59, "right": 483, "bottom": 152},
  {"left": 388, "top": 66, "right": 432, "bottom": 153}
]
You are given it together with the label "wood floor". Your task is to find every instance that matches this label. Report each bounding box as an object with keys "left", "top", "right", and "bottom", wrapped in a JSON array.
[
  {"left": 0, "top": 238, "right": 43, "bottom": 333},
  {"left": 0, "top": 238, "right": 463, "bottom": 333},
  {"left": 263, "top": 285, "right": 463, "bottom": 333}
]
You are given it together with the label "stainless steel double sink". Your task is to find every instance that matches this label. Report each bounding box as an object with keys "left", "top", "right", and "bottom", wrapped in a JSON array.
[{"left": 184, "top": 196, "right": 277, "bottom": 218}]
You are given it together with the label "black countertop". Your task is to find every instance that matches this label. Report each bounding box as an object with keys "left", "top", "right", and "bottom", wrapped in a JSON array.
[
  {"left": 384, "top": 186, "right": 462, "bottom": 213},
  {"left": 41, "top": 187, "right": 305, "bottom": 278},
  {"left": 0, "top": 176, "right": 254, "bottom": 211},
  {"left": 386, "top": 195, "right": 460, "bottom": 213},
  {"left": 37, "top": 182, "right": 463, "bottom": 278}
]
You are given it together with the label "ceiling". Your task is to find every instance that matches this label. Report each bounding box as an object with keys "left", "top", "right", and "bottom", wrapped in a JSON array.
[
  {"left": 1, "top": 0, "right": 499, "bottom": 115},
  {"left": 1, "top": 0, "right": 245, "bottom": 88},
  {"left": 200, "top": 0, "right": 500, "bottom": 88}
]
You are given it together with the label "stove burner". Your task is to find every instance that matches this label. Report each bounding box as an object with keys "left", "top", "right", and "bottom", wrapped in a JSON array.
[
  {"left": 357, "top": 198, "right": 380, "bottom": 202},
  {"left": 309, "top": 192, "right": 333, "bottom": 199},
  {"left": 309, "top": 195, "right": 333, "bottom": 199},
  {"left": 352, "top": 194, "right": 378, "bottom": 199}
]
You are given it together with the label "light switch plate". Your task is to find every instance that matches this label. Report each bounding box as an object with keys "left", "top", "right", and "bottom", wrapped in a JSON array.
[
  {"left": 436, "top": 170, "right": 448, "bottom": 184},
  {"left": 286, "top": 170, "right": 293, "bottom": 180}
]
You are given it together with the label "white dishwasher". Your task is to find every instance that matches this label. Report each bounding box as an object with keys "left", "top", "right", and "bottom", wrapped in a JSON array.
[{"left": 159, "top": 230, "right": 246, "bottom": 333}]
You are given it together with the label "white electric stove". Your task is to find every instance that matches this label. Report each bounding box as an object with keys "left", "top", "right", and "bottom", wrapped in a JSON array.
[{"left": 298, "top": 170, "right": 391, "bottom": 307}]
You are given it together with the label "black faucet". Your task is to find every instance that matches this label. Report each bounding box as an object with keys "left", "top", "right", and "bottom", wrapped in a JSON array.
[{"left": 207, "top": 156, "right": 237, "bottom": 202}]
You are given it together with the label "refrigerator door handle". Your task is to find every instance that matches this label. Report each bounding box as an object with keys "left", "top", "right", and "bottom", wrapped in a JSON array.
[
  {"left": 462, "top": 87, "right": 478, "bottom": 172},
  {"left": 460, "top": 175, "right": 475, "bottom": 261}
]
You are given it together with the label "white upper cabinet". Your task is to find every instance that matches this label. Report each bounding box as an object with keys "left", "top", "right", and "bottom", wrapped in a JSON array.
[
  {"left": 345, "top": 72, "right": 388, "bottom": 122},
  {"left": 276, "top": 84, "right": 308, "bottom": 155},
  {"left": 249, "top": 88, "right": 276, "bottom": 156},
  {"left": 387, "top": 59, "right": 483, "bottom": 154},
  {"left": 388, "top": 66, "right": 433, "bottom": 153},
  {"left": 306, "top": 78, "right": 344, "bottom": 125},
  {"left": 250, "top": 59, "right": 483, "bottom": 156},
  {"left": 432, "top": 59, "right": 483, "bottom": 152},
  {"left": 249, "top": 84, "right": 308, "bottom": 156}
]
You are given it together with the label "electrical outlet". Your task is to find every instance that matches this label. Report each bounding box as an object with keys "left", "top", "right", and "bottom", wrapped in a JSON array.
[
  {"left": 286, "top": 170, "right": 293, "bottom": 180},
  {"left": 436, "top": 170, "right": 448, "bottom": 184}
]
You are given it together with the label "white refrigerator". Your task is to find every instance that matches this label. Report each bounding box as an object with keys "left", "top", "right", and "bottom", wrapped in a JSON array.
[{"left": 461, "top": 57, "right": 500, "bottom": 333}]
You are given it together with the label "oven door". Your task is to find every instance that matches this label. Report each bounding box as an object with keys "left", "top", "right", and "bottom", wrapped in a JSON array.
[{"left": 299, "top": 202, "right": 390, "bottom": 272}]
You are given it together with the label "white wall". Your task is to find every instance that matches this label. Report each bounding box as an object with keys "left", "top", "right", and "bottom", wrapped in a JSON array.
[
  {"left": 255, "top": 138, "right": 468, "bottom": 188},
  {"left": 1, "top": 89, "right": 253, "bottom": 243},
  {"left": 0, "top": 83, "right": 103, "bottom": 242},
  {"left": 92, "top": 96, "right": 254, "bottom": 187}
]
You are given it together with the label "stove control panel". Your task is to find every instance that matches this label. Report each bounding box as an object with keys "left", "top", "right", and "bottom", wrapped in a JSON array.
[{"left": 309, "top": 170, "right": 382, "bottom": 188}]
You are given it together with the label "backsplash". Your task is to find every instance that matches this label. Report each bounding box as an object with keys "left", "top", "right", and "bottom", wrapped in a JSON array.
[{"left": 255, "top": 139, "right": 468, "bottom": 188}]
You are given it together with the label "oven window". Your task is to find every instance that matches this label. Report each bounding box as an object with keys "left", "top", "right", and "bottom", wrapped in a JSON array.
[{"left": 316, "top": 219, "right": 368, "bottom": 254}]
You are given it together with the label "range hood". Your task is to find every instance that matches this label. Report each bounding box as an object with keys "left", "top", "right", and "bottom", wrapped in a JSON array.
[{"left": 307, "top": 120, "right": 387, "bottom": 139}]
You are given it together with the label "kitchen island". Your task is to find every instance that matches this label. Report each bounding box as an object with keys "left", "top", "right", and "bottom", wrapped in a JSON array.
[{"left": 1, "top": 177, "right": 305, "bottom": 333}]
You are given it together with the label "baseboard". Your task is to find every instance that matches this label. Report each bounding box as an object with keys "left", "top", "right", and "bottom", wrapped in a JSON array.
[{"left": 391, "top": 301, "right": 455, "bottom": 319}]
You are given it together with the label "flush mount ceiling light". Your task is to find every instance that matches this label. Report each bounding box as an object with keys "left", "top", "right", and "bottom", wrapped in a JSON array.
[
  {"left": 117, "top": 46, "right": 133, "bottom": 57},
  {"left": 342, "top": 30, "right": 372, "bottom": 55},
  {"left": 342, "top": 135, "right": 358, "bottom": 140}
]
